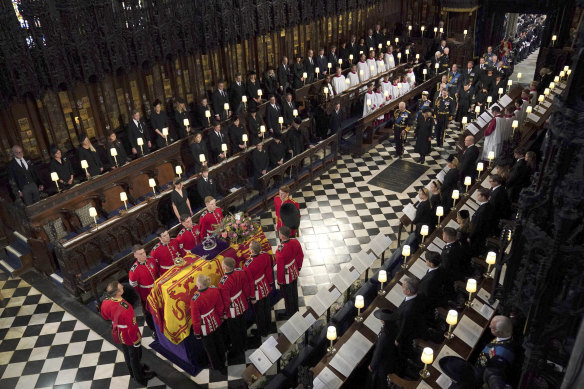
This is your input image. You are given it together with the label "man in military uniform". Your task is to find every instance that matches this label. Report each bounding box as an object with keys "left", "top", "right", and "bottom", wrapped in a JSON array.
[
  {"left": 218, "top": 257, "right": 252, "bottom": 361},
  {"left": 101, "top": 281, "right": 154, "bottom": 386},
  {"left": 128, "top": 244, "right": 159, "bottom": 338},
  {"left": 274, "top": 185, "right": 300, "bottom": 236},
  {"left": 434, "top": 88, "right": 455, "bottom": 147},
  {"left": 276, "top": 226, "right": 304, "bottom": 318},
  {"left": 415, "top": 91, "right": 432, "bottom": 122},
  {"left": 244, "top": 240, "right": 274, "bottom": 338},
  {"left": 176, "top": 214, "right": 200, "bottom": 253},
  {"left": 150, "top": 228, "right": 181, "bottom": 275},
  {"left": 199, "top": 196, "right": 224, "bottom": 238},
  {"left": 190, "top": 275, "right": 227, "bottom": 373},
  {"left": 393, "top": 102, "right": 412, "bottom": 158}
]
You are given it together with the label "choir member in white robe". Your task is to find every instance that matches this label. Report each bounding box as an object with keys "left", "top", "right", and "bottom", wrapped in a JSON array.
[
  {"left": 384, "top": 46, "right": 396, "bottom": 69},
  {"left": 348, "top": 65, "right": 360, "bottom": 87},
  {"left": 502, "top": 107, "right": 515, "bottom": 141},
  {"left": 375, "top": 85, "right": 386, "bottom": 121},
  {"left": 366, "top": 52, "right": 377, "bottom": 78},
  {"left": 363, "top": 84, "right": 376, "bottom": 117},
  {"left": 357, "top": 54, "right": 370, "bottom": 83},
  {"left": 406, "top": 67, "right": 416, "bottom": 88},
  {"left": 529, "top": 82, "right": 538, "bottom": 106},
  {"left": 400, "top": 75, "right": 411, "bottom": 95},
  {"left": 391, "top": 77, "right": 401, "bottom": 101},
  {"left": 381, "top": 76, "right": 393, "bottom": 100},
  {"left": 376, "top": 54, "right": 386, "bottom": 74},
  {"left": 331, "top": 68, "right": 347, "bottom": 95},
  {"left": 482, "top": 106, "right": 506, "bottom": 160}
]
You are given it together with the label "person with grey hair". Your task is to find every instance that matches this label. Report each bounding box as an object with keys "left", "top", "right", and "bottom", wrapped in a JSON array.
[
  {"left": 126, "top": 109, "right": 151, "bottom": 157},
  {"left": 8, "top": 145, "right": 43, "bottom": 205}
]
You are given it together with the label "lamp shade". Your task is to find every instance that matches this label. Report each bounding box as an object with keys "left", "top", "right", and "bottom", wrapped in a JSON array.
[
  {"left": 423, "top": 69, "right": 427, "bottom": 75},
  {"left": 355, "top": 295, "right": 365, "bottom": 309},
  {"left": 421, "top": 347, "right": 433, "bottom": 364},
  {"left": 315, "top": 67, "right": 320, "bottom": 74},
  {"left": 446, "top": 310, "right": 458, "bottom": 325},
  {"left": 421, "top": 26, "right": 425, "bottom": 32},
  {"left": 435, "top": 63, "right": 439, "bottom": 69},
  {"left": 51, "top": 172, "right": 59, "bottom": 182},
  {"left": 80, "top": 160, "right": 89, "bottom": 169},
  {"left": 462, "top": 117, "right": 468, "bottom": 124},
  {"left": 397, "top": 53, "right": 402, "bottom": 59},
  {"left": 416, "top": 54, "right": 420, "bottom": 60},
  {"left": 205, "top": 110, "right": 211, "bottom": 118},
  {"left": 464, "top": 176, "right": 472, "bottom": 186},
  {"left": 349, "top": 54, "right": 354, "bottom": 60},
  {"left": 370, "top": 65, "right": 375, "bottom": 72},
  {"left": 507, "top": 80, "right": 513, "bottom": 86},
  {"left": 260, "top": 125, "right": 266, "bottom": 133},
  {"left": 487, "top": 96, "right": 492, "bottom": 103},
  {"left": 359, "top": 69, "right": 364, "bottom": 76},
  {"left": 278, "top": 116, "right": 284, "bottom": 124},
  {"left": 293, "top": 109, "right": 299, "bottom": 117},
  {"left": 338, "top": 58, "right": 343, "bottom": 65},
  {"left": 564, "top": 65, "right": 569, "bottom": 72},
  {"left": 434, "top": 27, "right": 438, "bottom": 32},
  {"left": 384, "top": 91, "right": 389, "bottom": 97},
  {"left": 378, "top": 270, "right": 387, "bottom": 283},
  {"left": 452, "top": 190, "right": 459, "bottom": 200},
  {"left": 327, "top": 62, "right": 332, "bottom": 68},
  {"left": 486, "top": 251, "right": 497, "bottom": 265},
  {"left": 224, "top": 103, "right": 230, "bottom": 111},
  {"left": 199, "top": 154, "right": 206, "bottom": 162},
  {"left": 498, "top": 88, "right": 504, "bottom": 95},
  {"left": 367, "top": 99, "right": 372, "bottom": 106},
  {"left": 395, "top": 37, "right": 399, "bottom": 43},
  {"left": 302, "top": 72, "right": 307, "bottom": 79},
  {"left": 241, "top": 96, "right": 247, "bottom": 103},
  {"left": 242, "top": 134, "right": 248, "bottom": 142},
  {"left": 402, "top": 245, "right": 410, "bottom": 257},
  {"left": 488, "top": 151, "right": 495, "bottom": 160},
  {"left": 175, "top": 165, "right": 182, "bottom": 175},
  {"left": 89, "top": 207, "right": 98, "bottom": 218},
  {"left": 137, "top": 137, "right": 144, "bottom": 146},
  {"left": 538, "top": 95, "right": 545, "bottom": 102},
  {"left": 408, "top": 25, "right": 412, "bottom": 31},
  {"left": 326, "top": 326, "right": 337, "bottom": 341},
  {"left": 475, "top": 106, "right": 481, "bottom": 113},
  {"left": 552, "top": 35, "right": 557, "bottom": 41},
  {"left": 345, "top": 78, "right": 350, "bottom": 85},
  {"left": 466, "top": 278, "right": 477, "bottom": 293},
  {"left": 477, "top": 162, "right": 484, "bottom": 172},
  {"left": 162, "top": 127, "right": 168, "bottom": 136},
  {"left": 258, "top": 89, "right": 263, "bottom": 96},
  {"left": 323, "top": 87, "right": 329, "bottom": 94},
  {"left": 420, "top": 225, "right": 429, "bottom": 236},
  {"left": 517, "top": 72, "right": 522, "bottom": 79},
  {"left": 439, "top": 27, "right": 444, "bottom": 33},
  {"left": 110, "top": 147, "right": 117, "bottom": 157},
  {"left": 544, "top": 88, "right": 550, "bottom": 96},
  {"left": 526, "top": 106, "right": 532, "bottom": 114},
  {"left": 558, "top": 73, "right": 564, "bottom": 80},
  {"left": 549, "top": 82, "right": 555, "bottom": 90},
  {"left": 120, "top": 191, "right": 127, "bottom": 202},
  {"left": 464, "top": 29, "right": 468, "bottom": 35},
  {"left": 397, "top": 83, "right": 402, "bottom": 89},
  {"left": 221, "top": 143, "right": 228, "bottom": 152},
  {"left": 436, "top": 206, "right": 444, "bottom": 217},
  {"left": 512, "top": 120, "right": 518, "bottom": 128},
  {"left": 148, "top": 178, "right": 156, "bottom": 188}
]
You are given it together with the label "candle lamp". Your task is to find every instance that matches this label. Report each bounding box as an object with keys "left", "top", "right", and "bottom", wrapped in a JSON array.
[
  {"left": 567, "top": 69, "right": 572, "bottom": 77},
  {"left": 257, "top": 89, "right": 263, "bottom": 100},
  {"left": 384, "top": 91, "right": 389, "bottom": 99},
  {"left": 465, "top": 278, "right": 477, "bottom": 307},
  {"left": 538, "top": 95, "right": 545, "bottom": 103},
  {"left": 477, "top": 162, "right": 484, "bottom": 176},
  {"left": 395, "top": 37, "right": 399, "bottom": 45},
  {"left": 81, "top": 159, "right": 89, "bottom": 177},
  {"left": 89, "top": 207, "right": 98, "bottom": 228},
  {"left": 221, "top": 143, "right": 228, "bottom": 156},
  {"left": 377, "top": 270, "right": 387, "bottom": 296},
  {"left": 136, "top": 137, "right": 144, "bottom": 155},
  {"left": 421, "top": 26, "right": 425, "bottom": 34},
  {"left": 349, "top": 54, "right": 354, "bottom": 61},
  {"left": 162, "top": 127, "right": 169, "bottom": 145},
  {"left": 507, "top": 79, "right": 513, "bottom": 87},
  {"left": 526, "top": 106, "right": 532, "bottom": 114},
  {"left": 433, "top": 27, "right": 438, "bottom": 37},
  {"left": 420, "top": 225, "right": 429, "bottom": 248},
  {"left": 260, "top": 125, "right": 266, "bottom": 139},
  {"left": 439, "top": 27, "right": 444, "bottom": 33},
  {"left": 205, "top": 110, "right": 211, "bottom": 126},
  {"left": 554, "top": 74, "right": 560, "bottom": 82},
  {"left": 451, "top": 190, "right": 459, "bottom": 210},
  {"left": 242, "top": 134, "right": 248, "bottom": 148},
  {"left": 405, "top": 49, "right": 409, "bottom": 62},
  {"left": 354, "top": 295, "right": 365, "bottom": 321},
  {"left": 420, "top": 347, "right": 433, "bottom": 378},
  {"left": 326, "top": 326, "right": 337, "bottom": 354},
  {"left": 512, "top": 120, "right": 519, "bottom": 136},
  {"left": 464, "top": 176, "right": 472, "bottom": 196},
  {"left": 445, "top": 310, "right": 458, "bottom": 339},
  {"left": 551, "top": 35, "right": 557, "bottom": 46},
  {"left": 110, "top": 147, "right": 118, "bottom": 167},
  {"left": 149, "top": 178, "right": 157, "bottom": 196},
  {"left": 397, "top": 52, "right": 402, "bottom": 63},
  {"left": 423, "top": 68, "right": 427, "bottom": 81},
  {"left": 366, "top": 99, "right": 372, "bottom": 111},
  {"left": 224, "top": 102, "right": 230, "bottom": 117},
  {"left": 323, "top": 87, "right": 329, "bottom": 100},
  {"left": 549, "top": 82, "right": 555, "bottom": 92},
  {"left": 377, "top": 43, "right": 382, "bottom": 50},
  {"left": 401, "top": 245, "right": 410, "bottom": 269},
  {"left": 359, "top": 69, "right": 364, "bottom": 78},
  {"left": 293, "top": 109, "right": 298, "bottom": 117},
  {"left": 517, "top": 72, "right": 522, "bottom": 82},
  {"left": 436, "top": 206, "right": 444, "bottom": 228},
  {"left": 498, "top": 88, "right": 504, "bottom": 99},
  {"left": 183, "top": 118, "right": 189, "bottom": 127},
  {"left": 51, "top": 172, "right": 60, "bottom": 192},
  {"left": 434, "top": 62, "right": 439, "bottom": 74},
  {"left": 241, "top": 96, "right": 247, "bottom": 110},
  {"left": 315, "top": 67, "right": 320, "bottom": 78},
  {"left": 462, "top": 116, "right": 468, "bottom": 132},
  {"left": 486, "top": 96, "right": 492, "bottom": 108},
  {"left": 278, "top": 116, "right": 284, "bottom": 126},
  {"left": 463, "top": 29, "right": 468, "bottom": 39},
  {"left": 199, "top": 154, "right": 206, "bottom": 163},
  {"left": 564, "top": 65, "right": 569, "bottom": 72},
  {"left": 544, "top": 88, "right": 550, "bottom": 97},
  {"left": 475, "top": 105, "right": 481, "bottom": 119},
  {"left": 370, "top": 64, "right": 375, "bottom": 73},
  {"left": 485, "top": 251, "right": 496, "bottom": 278},
  {"left": 120, "top": 191, "right": 128, "bottom": 210},
  {"left": 327, "top": 62, "right": 332, "bottom": 71},
  {"left": 302, "top": 72, "right": 307, "bottom": 85},
  {"left": 345, "top": 78, "right": 350, "bottom": 86},
  {"left": 488, "top": 151, "right": 495, "bottom": 166},
  {"left": 415, "top": 53, "right": 420, "bottom": 62},
  {"left": 408, "top": 25, "right": 412, "bottom": 36},
  {"left": 175, "top": 165, "right": 182, "bottom": 178}
]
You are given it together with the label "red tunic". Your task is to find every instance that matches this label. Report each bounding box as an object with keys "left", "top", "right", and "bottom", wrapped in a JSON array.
[
  {"left": 199, "top": 208, "right": 224, "bottom": 238},
  {"left": 128, "top": 257, "right": 159, "bottom": 304},
  {"left": 244, "top": 253, "right": 274, "bottom": 300},
  {"left": 150, "top": 239, "right": 181, "bottom": 274},
  {"left": 101, "top": 297, "right": 141, "bottom": 345},
  {"left": 485, "top": 114, "right": 502, "bottom": 136},
  {"left": 274, "top": 195, "right": 300, "bottom": 236},
  {"left": 176, "top": 227, "right": 201, "bottom": 252},
  {"left": 190, "top": 286, "right": 224, "bottom": 336},
  {"left": 275, "top": 238, "right": 304, "bottom": 284},
  {"left": 218, "top": 269, "right": 252, "bottom": 318}
]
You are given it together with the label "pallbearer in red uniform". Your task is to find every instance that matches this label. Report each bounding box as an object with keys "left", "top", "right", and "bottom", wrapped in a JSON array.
[
  {"left": 276, "top": 226, "right": 304, "bottom": 318},
  {"left": 150, "top": 228, "right": 180, "bottom": 275},
  {"left": 274, "top": 185, "right": 300, "bottom": 236},
  {"left": 176, "top": 214, "right": 201, "bottom": 253},
  {"left": 218, "top": 257, "right": 252, "bottom": 360},
  {"left": 244, "top": 240, "right": 274, "bottom": 338},
  {"left": 199, "top": 196, "right": 224, "bottom": 238},
  {"left": 101, "top": 281, "right": 154, "bottom": 386},
  {"left": 129, "top": 244, "right": 159, "bottom": 337},
  {"left": 190, "top": 275, "right": 227, "bottom": 373}
]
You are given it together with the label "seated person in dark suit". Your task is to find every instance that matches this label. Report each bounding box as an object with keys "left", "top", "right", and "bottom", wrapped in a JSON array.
[
  {"left": 227, "top": 115, "right": 248, "bottom": 155},
  {"left": 507, "top": 148, "right": 531, "bottom": 203},
  {"left": 418, "top": 251, "right": 451, "bottom": 310},
  {"left": 441, "top": 154, "right": 460, "bottom": 202},
  {"left": 49, "top": 145, "right": 75, "bottom": 190},
  {"left": 441, "top": 227, "right": 469, "bottom": 280},
  {"left": 106, "top": 131, "right": 130, "bottom": 169},
  {"left": 196, "top": 167, "right": 217, "bottom": 204},
  {"left": 208, "top": 122, "right": 228, "bottom": 164},
  {"left": 251, "top": 142, "right": 270, "bottom": 185},
  {"left": 189, "top": 132, "right": 209, "bottom": 174},
  {"left": 268, "top": 134, "right": 286, "bottom": 167},
  {"left": 8, "top": 145, "right": 43, "bottom": 205},
  {"left": 78, "top": 134, "right": 103, "bottom": 178},
  {"left": 470, "top": 188, "right": 494, "bottom": 255},
  {"left": 368, "top": 277, "right": 424, "bottom": 387},
  {"left": 488, "top": 174, "right": 512, "bottom": 228},
  {"left": 127, "top": 109, "right": 151, "bottom": 157},
  {"left": 413, "top": 188, "right": 433, "bottom": 240}
]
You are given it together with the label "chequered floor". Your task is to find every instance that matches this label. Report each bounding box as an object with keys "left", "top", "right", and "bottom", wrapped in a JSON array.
[{"left": 1, "top": 122, "right": 462, "bottom": 389}]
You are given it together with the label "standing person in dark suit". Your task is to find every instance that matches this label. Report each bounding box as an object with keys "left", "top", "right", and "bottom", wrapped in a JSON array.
[
  {"left": 246, "top": 71, "right": 262, "bottom": 113},
  {"left": 328, "top": 102, "right": 342, "bottom": 135},
  {"left": 174, "top": 98, "right": 190, "bottom": 139},
  {"left": 78, "top": 134, "right": 103, "bottom": 178},
  {"left": 211, "top": 81, "right": 230, "bottom": 122},
  {"left": 278, "top": 57, "right": 292, "bottom": 94},
  {"left": 251, "top": 142, "right": 270, "bottom": 185},
  {"left": 304, "top": 49, "right": 316, "bottom": 84},
  {"left": 441, "top": 227, "right": 468, "bottom": 280},
  {"left": 106, "top": 131, "right": 129, "bottom": 169},
  {"left": 368, "top": 278, "right": 424, "bottom": 386},
  {"left": 8, "top": 145, "right": 43, "bottom": 205},
  {"left": 292, "top": 54, "right": 305, "bottom": 90},
  {"left": 488, "top": 174, "right": 512, "bottom": 226},
  {"left": 197, "top": 167, "right": 217, "bottom": 202},
  {"left": 229, "top": 73, "right": 246, "bottom": 115},
  {"left": 282, "top": 93, "right": 296, "bottom": 126},
  {"left": 347, "top": 35, "right": 359, "bottom": 62},
  {"left": 193, "top": 97, "right": 212, "bottom": 129},
  {"left": 151, "top": 99, "right": 172, "bottom": 149},
  {"left": 127, "top": 110, "right": 151, "bottom": 157},
  {"left": 365, "top": 29, "right": 376, "bottom": 52},
  {"left": 268, "top": 134, "right": 286, "bottom": 167},
  {"left": 441, "top": 155, "right": 460, "bottom": 202},
  {"left": 49, "top": 145, "right": 75, "bottom": 190},
  {"left": 456, "top": 83, "right": 473, "bottom": 123},
  {"left": 265, "top": 95, "right": 282, "bottom": 136},
  {"left": 263, "top": 67, "right": 279, "bottom": 97},
  {"left": 507, "top": 149, "right": 531, "bottom": 202},
  {"left": 459, "top": 135, "right": 480, "bottom": 181},
  {"left": 414, "top": 108, "right": 434, "bottom": 164},
  {"left": 470, "top": 188, "right": 494, "bottom": 255},
  {"left": 189, "top": 132, "right": 209, "bottom": 174},
  {"left": 315, "top": 48, "right": 328, "bottom": 79},
  {"left": 208, "top": 122, "right": 228, "bottom": 164},
  {"left": 418, "top": 252, "right": 451, "bottom": 309},
  {"left": 228, "top": 116, "right": 248, "bottom": 155},
  {"left": 413, "top": 188, "right": 434, "bottom": 240},
  {"left": 460, "top": 60, "right": 476, "bottom": 87},
  {"left": 327, "top": 46, "right": 339, "bottom": 72}
]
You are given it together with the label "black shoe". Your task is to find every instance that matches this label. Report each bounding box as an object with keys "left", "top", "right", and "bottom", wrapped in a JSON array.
[{"left": 143, "top": 371, "right": 155, "bottom": 380}]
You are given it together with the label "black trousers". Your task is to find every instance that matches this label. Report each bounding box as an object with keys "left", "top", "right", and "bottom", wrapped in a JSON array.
[
  {"left": 140, "top": 300, "right": 156, "bottom": 334},
  {"left": 281, "top": 279, "right": 299, "bottom": 317},
  {"left": 393, "top": 126, "right": 406, "bottom": 156},
  {"left": 435, "top": 114, "right": 449, "bottom": 146},
  {"left": 254, "top": 296, "right": 272, "bottom": 337},
  {"left": 227, "top": 314, "right": 247, "bottom": 355},
  {"left": 203, "top": 327, "right": 226, "bottom": 370},
  {"left": 22, "top": 183, "right": 40, "bottom": 205},
  {"left": 121, "top": 343, "right": 147, "bottom": 383}
]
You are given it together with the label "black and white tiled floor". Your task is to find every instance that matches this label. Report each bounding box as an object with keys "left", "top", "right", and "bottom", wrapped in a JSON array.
[{"left": 1, "top": 122, "right": 462, "bottom": 388}]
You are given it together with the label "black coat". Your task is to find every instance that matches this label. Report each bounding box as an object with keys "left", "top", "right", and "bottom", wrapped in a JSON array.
[
  {"left": 440, "top": 241, "right": 468, "bottom": 281},
  {"left": 286, "top": 127, "right": 310, "bottom": 157},
  {"left": 277, "top": 63, "right": 291, "bottom": 91},
  {"left": 197, "top": 176, "right": 217, "bottom": 201},
  {"left": 268, "top": 140, "right": 286, "bottom": 165},
  {"left": 78, "top": 146, "right": 103, "bottom": 177},
  {"left": 106, "top": 140, "right": 129, "bottom": 167},
  {"left": 246, "top": 79, "right": 261, "bottom": 111},
  {"left": 49, "top": 158, "right": 74, "bottom": 183},
  {"left": 251, "top": 149, "right": 270, "bottom": 179},
  {"left": 189, "top": 141, "right": 209, "bottom": 174},
  {"left": 8, "top": 158, "right": 41, "bottom": 191},
  {"left": 292, "top": 62, "right": 305, "bottom": 89},
  {"left": 328, "top": 109, "right": 342, "bottom": 134},
  {"left": 229, "top": 81, "right": 246, "bottom": 113},
  {"left": 208, "top": 129, "right": 228, "bottom": 163},
  {"left": 418, "top": 267, "right": 450, "bottom": 309},
  {"left": 211, "top": 89, "right": 230, "bottom": 121},
  {"left": 265, "top": 103, "right": 282, "bottom": 135},
  {"left": 228, "top": 124, "right": 247, "bottom": 153},
  {"left": 507, "top": 158, "right": 531, "bottom": 202},
  {"left": 303, "top": 57, "right": 316, "bottom": 83},
  {"left": 174, "top": 109, "right": 190, "bottom": 139},
  {"left": 441, "top": 168, "right": 459, "bottom": 203},
  {"left": 315, "top": 55, "right": 328, "bottom": 77},
  {"left": 413, "top": 200, "right": 433, "bottom": 235},
  {"left": 263, "top": 75, "right": 278, "bottom": 97},
  {"left": 126, "top": 119, "right": 151, "bottom": 156},
  {"left": 460, "top": 145, "right": 480, "bottom": 180},
  {"left": 151, "top": 111, "right": 171, "bottom": 148},
  {"left": 470, "top": 202, "right": 494, "bottom": 253},
  {"left": 193, "top": 104, "right": 212, "bottom": 128},
  {"left": 414, "top": 117, "right": 433, "bottom": 156},
  {"left": 489, "top": 186, "right": 512, "bottom": 225},
  {"left": 282, "top": 100, "right": 296, "bottom": 126},
  {"left": 247, "top": 114, "right": 264, "bottom": 145}
]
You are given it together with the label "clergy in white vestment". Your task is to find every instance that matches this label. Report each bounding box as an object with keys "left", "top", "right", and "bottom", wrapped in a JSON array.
[
  {"left": 348, "top": 64, "right": 360, "bottom": 87},
  {"left": 331, "top": 68, "right": 347, "bottom": 95},
  {"left": 482, "top": 106, "right": 506, "bottom": 160}
]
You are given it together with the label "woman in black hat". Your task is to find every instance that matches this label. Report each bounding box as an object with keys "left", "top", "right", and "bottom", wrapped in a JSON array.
[
  {"left": 368, "top": 308, "right": 401, "bottom": 389},
  {"left": 414, "top": 107, "right": 434, "bottom": 164},
  {"left": 77, "top": 134, "right": 103, "bottom": 178}
]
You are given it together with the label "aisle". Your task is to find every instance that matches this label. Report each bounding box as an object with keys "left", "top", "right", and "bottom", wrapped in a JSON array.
[{"left": 512, "top": 48, "right": 540, "bottom": 86}]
